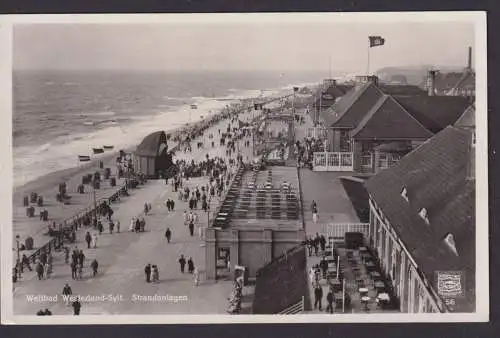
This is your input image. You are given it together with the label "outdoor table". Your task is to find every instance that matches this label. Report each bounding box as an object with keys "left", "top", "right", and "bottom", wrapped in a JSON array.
[
  {"left": 359, "top": 287, "right": 369, "bottom": 297},
  {"left": 377, "top": 293, "right": 391, "bottom": 309},
  {"left": 377, "top": 293, "right": 390, "bottom": 301},
  {"left": 361, "top": 296, "right": 370, "bottom": 311},
  {"left": 359, "top": 246, "right": 367, "bottom": 252},
  {"left": 218, "top": 212, "right": 229, "bottom": 216},
  {"left": 370, "top": 271, "right": 382, "bottom": 280}
]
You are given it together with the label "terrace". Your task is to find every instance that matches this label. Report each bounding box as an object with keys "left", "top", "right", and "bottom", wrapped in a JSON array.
[
  {"left": 212, "top": 166, "right": 302, "bottom": 230},
  {"left": 310, "top": 236, "right": 400, "bottom": 313}
]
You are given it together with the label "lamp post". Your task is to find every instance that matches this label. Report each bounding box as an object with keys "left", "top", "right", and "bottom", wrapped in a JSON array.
[{"left": 16, "top": 234, "right": 21, "bottom": 279}]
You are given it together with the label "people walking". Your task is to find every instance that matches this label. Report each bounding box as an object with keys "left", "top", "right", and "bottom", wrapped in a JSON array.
[
  {"left": 72, "top": 297, "right": 81, "bottom": 315},
  {"left": 326, "top": 288, "right": 335, "bottom": 314},
  {"left": 91, "top": 259, "right": 98, "bottom": 277},
  {"left": 152, "top": 265, "right": 159, "bottom": 283},
  {"left": 165, "top": 228, "right": 172, "bottom": 243},
  {"left": 314, "top": 283, "right": 323, "bottom": 311},
  {"left": 92, "top": 233, "right": 98, "bottom": 248},
  {"left": 70, "top": 261, "right": 77, "bottom": 280},
  {"left": 193, "top": 267, "right": 200, "bottom": 286},
  {"left": 187, "top": 257, "right": 195, "bottom": 274},
  {"left": 188, "top": 220, "right": 194, "bottom": 237},
  {"left": 62, "top": 283, "right": 72, "bottom": 306},
  {"left": 36, "top": 261, "right": 44, "bottom": 280},
  {"left": 77, "top": 262, "right": 83, "bottom": 280},
  {"left": 145, "top": 263, "right": 152, "bottom": 283},
  {"left": 178, "top": 255, "right": 186, "bottom": 273},
  {"left": 116, "top": 220, "right": 120, "bottom": 233},
  {"left": 85, "top": 232, "right": 92, "bottom": 249},
  {"left": 98, "top": 220, "right": 103, "bottom": 235}
]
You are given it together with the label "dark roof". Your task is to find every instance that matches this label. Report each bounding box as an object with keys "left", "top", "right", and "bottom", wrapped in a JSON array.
[
  {"left": 322, "top": 83, "right": 385, "bottom": 128},
  {"left": 135, "top": 131, "right": 168, "bottom": 157},
  {"left": 420, "top": 71, "right": 475, "bottom": 93},
  {"left": 395, "top": 95, "right": 471, "bottom": 134},
  {"left": 314, "top": 84, "right": 352, "bottom": 109},
  {"left": 379, "top": 84, "right": 428, "bottom": 96},
  {"left": 252, "top": 245, "right": 308, "bottom": 314},
  {"left": 351, "top": 95, "right": 433, "bottom": 140},
  {"left": 452, "top": 71, "right": 475, "bottom": 92},
  {"left": 455, "top": 104, "right": 475, "bottom": 128},
  {"left": 365, "top": 126, "right": 475, "bottom": 312}
]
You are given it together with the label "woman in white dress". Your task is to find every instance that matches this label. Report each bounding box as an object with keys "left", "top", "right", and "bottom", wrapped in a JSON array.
[
  {"left": 92, "top": 233, "right": 98, "bottom": 248},
  {"left": 129, "top": 217, "right": 135, "bottom": 232}
]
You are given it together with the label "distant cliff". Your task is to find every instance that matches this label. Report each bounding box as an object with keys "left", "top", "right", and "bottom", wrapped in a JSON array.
[{"left": 376, "top": 65, "right": 463, "bottom": 86}]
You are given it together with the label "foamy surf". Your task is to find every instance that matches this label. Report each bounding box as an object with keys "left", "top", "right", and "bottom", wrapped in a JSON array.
[{"left": 13, "top": 81, "right": 310, "bottom": 188}]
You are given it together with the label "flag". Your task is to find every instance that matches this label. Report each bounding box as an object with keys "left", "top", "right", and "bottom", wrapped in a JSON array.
[
  {"left": 369, "top": 36, "right": 385, "bottom": 48},
  {"left": 93, "top": 148, "right": 104, "bottom": 154},
  {"left": 78, "top": 155, "right": 91, "bottom": 162}
]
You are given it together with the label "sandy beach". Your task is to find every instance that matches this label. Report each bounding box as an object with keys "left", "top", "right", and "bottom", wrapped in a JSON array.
[{"left": 10, "top": 95, "right": 284, "bottom": 252}]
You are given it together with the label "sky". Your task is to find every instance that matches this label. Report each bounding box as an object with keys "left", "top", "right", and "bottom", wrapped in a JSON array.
[{"left": 12, "top": 17, "right": 476, "bottom": 73}]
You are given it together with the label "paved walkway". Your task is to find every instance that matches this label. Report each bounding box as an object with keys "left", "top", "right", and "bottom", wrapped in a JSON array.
[
  {"left": 13, "top": 111, "right": 256, "bottom": 315},
  {"left": 293, "top": 107, "right": 362, "bottom": 314}
]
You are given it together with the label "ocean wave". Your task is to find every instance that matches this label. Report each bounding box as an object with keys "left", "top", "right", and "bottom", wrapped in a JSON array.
[
  {"left": 13, "top": 78, "right": 315, "bottom": 188},
  {"left": 81, "top": 111, "right": 116, "bottom": 117}
]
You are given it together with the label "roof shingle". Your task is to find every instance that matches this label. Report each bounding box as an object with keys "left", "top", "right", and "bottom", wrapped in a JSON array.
[
  {"left": 325, "top": 83, "right": 385, "bottom": 128},
  {"left": 351, "top": 95, "right": 433, "bottom": 140},
  {"left": 365, "top": 126, "right": 475, "bottom": 312},
  {"left": 395, "top": 95, "right": 471, "bottom": 134},
  {"left": 252, "top": 245, "right": 308, "bottom": 314}
]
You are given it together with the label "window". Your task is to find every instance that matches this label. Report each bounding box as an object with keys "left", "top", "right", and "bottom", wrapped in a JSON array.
[
  {"left": 401, "top": 187, "right": 409, "bottom": 202},
  {"left": 444, "top": 233, "right": 459, "bottom": 256},
  {"left": 419, "top": 208, "right": 429, "bottom": 224},
  {"left": 340, "top": 131, "right": 351, "bottom": 152}
]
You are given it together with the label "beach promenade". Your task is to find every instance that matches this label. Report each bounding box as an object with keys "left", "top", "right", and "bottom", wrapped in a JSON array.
[{"left": 13, "top": 109, "right": 256, "bottom": 315}]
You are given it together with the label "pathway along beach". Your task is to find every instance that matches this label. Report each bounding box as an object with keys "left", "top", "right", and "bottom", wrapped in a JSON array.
[{"left": 11, "top": 95, "right": 287, "bottom": 315}]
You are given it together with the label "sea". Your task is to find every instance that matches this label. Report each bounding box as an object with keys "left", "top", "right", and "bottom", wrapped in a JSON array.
[{"left": 13, "top": 69, "right": 326, "bottom": 188}]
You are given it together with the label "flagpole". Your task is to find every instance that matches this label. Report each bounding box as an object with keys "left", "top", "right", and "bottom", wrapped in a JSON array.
[
  {"left": 329, "top": 55, "right": 332, "bottom": 79},
  {"left": 367, "top": 45, "right": 370, "bottom": 75}
]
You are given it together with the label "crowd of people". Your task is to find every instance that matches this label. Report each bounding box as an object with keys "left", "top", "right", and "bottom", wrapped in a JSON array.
[{"left": 20, "top": 96, "right": 287, "bottom": 316}]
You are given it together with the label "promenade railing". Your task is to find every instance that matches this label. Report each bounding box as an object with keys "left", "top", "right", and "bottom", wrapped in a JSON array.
[
  {"left": 278, "top": 296, "right": 305, "bottom": 314},
  {"left": 24, "top": 180, "right": 130, "bottom": 265}
]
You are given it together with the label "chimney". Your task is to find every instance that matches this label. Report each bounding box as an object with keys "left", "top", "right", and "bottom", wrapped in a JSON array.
[
  {"left": 367, "top": 75, "right": 379, "bottom": 86},
  {"left": 427, "top": 70, "right": 438, "bottom": 96},
  {"left": 467, "top": 46, "right": 472, "bottom": 70},
  {"left": 323, "top": 78, "right": 336, "bottom": 89}
]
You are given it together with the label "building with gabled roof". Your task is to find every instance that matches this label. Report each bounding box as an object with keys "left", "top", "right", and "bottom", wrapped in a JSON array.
[
  {"left": 420, "top": 47, "right": 475, "bottom": 98},
  {"left": 312, "top": 79, "right": 353, "bottom": 125},
  {"left": 312, "top": 75, "right": 471, "bottom": 173},
  {"left": 364, "top": 111, "right": 475, "bottom": 312}
]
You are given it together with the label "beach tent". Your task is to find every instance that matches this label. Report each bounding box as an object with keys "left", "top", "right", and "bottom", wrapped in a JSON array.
[{"left": 134, "top": 131, "right": 174, "bottom": 178}]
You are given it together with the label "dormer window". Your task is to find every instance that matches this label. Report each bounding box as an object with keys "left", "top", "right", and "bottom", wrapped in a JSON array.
[
  {"left": 419, "top": 208, "right": 429, "bottom": 224},
  {"left": 401, "top": 187, "right": 409, "bottom": 202},
  {"left": 444, "top": 233, "right": 459, "bottom": 256}
]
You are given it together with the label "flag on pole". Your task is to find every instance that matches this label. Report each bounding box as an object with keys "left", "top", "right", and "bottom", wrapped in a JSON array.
[
  {"left": 78, "top": 155, "right": 91, "bottom": 162},
  {"left": 369, "top": 35, "right": 385, "bottom": 48}
]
